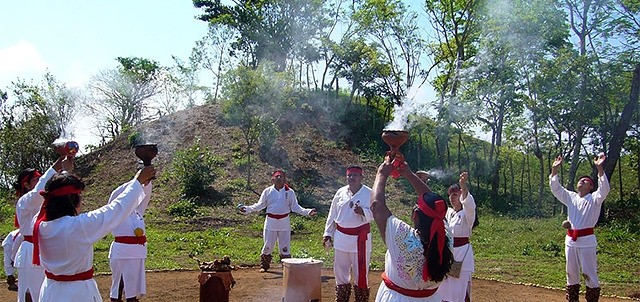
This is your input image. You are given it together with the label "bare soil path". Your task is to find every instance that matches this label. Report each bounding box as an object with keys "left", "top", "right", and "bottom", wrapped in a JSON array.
[{"left": 0, "top": 268, "right": 634, "bottom": 301}]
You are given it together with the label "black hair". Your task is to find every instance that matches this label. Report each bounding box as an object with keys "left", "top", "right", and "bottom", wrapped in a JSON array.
[
  {"left": 14, "top": 168, "right": 38, "bottom": 197},
  {"left": 413, "top": 192, "right": 453, "bottom": 282},
  {"left": 447, "top": 183, "right": 479, "bottom": 229},
  {"left": 43, "top": 173, "right": 85, "bottom": 221}
]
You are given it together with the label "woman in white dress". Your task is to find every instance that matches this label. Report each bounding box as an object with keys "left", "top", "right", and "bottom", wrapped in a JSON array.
[
  {"left": 370, "top": 157, "right": 453, "bottom": 302},
  {"left": 32, "top": 166, "right": 155, "bottom": 302}
]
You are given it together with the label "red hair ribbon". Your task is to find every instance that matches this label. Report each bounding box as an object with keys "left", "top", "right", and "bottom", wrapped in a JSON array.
[
  {"left": 346, "top": 167, "right": 363, "bottom": 175},
  {"left": 32, "top": 185, "right": 83, "bottom": 265},
  {"left": 416, "top": 194, "right": 447, "bottom": 281}
]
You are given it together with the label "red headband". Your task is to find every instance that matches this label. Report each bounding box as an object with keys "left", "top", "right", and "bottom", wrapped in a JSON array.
[
  {"left": 416, "top": 194, "right": 447, "bottom": 281},
  {"left": 346, "top": 167, "right": 363, "bottom": 175},
  {"left": 579, "top": 176, "right": 594, "bottom": 187},
  {"left": 272, "top": 171, "right": 285, "bottom": 177},
  {"left": 32, "top": 185, "right": 83, "bottom": 265}
]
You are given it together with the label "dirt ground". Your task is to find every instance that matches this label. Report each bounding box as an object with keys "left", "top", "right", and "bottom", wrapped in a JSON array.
[{"left": 1, "top": 267, "right": 635, "bottom": 302}]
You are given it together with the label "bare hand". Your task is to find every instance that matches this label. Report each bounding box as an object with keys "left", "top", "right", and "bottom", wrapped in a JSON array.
[
  {"left": 377, "top": 156, "right": 394, "bottom": 177},
  {"left": 552, "top": 155, "right": 563, "bottom": 168},
  {"left": 61, "top": 156, "right": 74, "bottom": 172},
  {"left": 309, "top": 209, "right": 317, "bottom": 217},
  {"left": 322, "top": 236, "right": 331, "bottom": 245},
  {"left": 594, "top": 153, "right": 606, "bottom": 166},
  {"left": 135, "top": 165, "right": 156, "bottom": 185},
  {"left": 459, "top": 171, "right": 469, "bottom": 184},
  {"left": 239, "top": 206, "right": 247, "bottom": 213},
  {"left": 353, "top": 203, "right": 364, "bottom": 216}
]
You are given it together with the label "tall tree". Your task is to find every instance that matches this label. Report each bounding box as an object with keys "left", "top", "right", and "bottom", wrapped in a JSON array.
[
  {"left": 194, "top": 0, "right": 329, "bottom": 71},
  {"left": 220, "top": 63, "right": 289, "bottom": 188},
  {"left": 86, "top": 57, "right": 163, "bottom": 141},
  {"left": 0, "top": 74, "right": 77, "bottom": 185},
  {"left": 424, "top": 0, "right": 481, "bottom": 168}
]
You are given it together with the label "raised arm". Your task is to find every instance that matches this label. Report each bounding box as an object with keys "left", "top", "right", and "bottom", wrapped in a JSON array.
[
  {"left": 593, "top": 153, "right": 610, "bottom": 203},
  {"left": 371, "top": 158, "right": 394, "bottom": 245}
]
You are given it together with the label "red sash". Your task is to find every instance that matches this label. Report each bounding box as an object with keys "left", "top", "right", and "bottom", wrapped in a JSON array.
[
  {"left": 567, "top": 228, "right": 594, "bottom": 241},
  {"left": 453, "top": 237, "right": 469, "bottom": 247},
  {"left": 45, "top": 268, "right": 94, "bottom": 281},
  {"left": 336, "top": 223, "right": 370, "bottom": 289},
  {"left": 115, "top": 236, "right": 147, "bottom": 245},
  {"left": 381, "top": 272, "right": 438, "bottom": 298},
  {"left": 23, "top": 235, "right": 34, "bottom": 243},
  {"left": 267, "top": 213, "right": 289, "bottom": 219}
]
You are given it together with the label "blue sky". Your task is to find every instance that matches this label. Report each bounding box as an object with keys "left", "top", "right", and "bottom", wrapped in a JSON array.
[{"left": 0, "top": 0, "right": 208, "bottom": 88}]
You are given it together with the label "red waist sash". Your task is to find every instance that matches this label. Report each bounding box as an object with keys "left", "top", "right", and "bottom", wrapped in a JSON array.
[
  {"left": 267, "top": 213, "right": 289, "bottom": 219},
  {"left": 337, "top": 223, "right": 370, "bottom": 289},
  {"left": 45, "top": 268, "right": 94, "bottom": 282},
  {"left": 567, "top": 228, "right": 594, "bottom": 241},
  {"left": 381, "top": 272, "right": 438, "bottom": 298},
  {"left": 115, "top": 236, "right": 147, "bottom": 245},
  {"left": 23, "top": 235, "right": 34, "bottom": 243},
  {"left": 453, "top": 237, "right": 469, "bottom": 247}
]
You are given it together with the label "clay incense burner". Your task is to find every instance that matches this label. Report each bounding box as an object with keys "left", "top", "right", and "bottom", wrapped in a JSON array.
[
  {"left": 134, "top": 144, "right": 158, "bottom": 166},
  {"left": 381, "top": 129, "right": 409, "bottom": 154}
]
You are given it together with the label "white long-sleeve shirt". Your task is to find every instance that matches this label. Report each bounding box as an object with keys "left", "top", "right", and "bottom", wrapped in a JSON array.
[
  {"left": 243, "top": 185, "right": 313, "bottom": 231},
  {"left": 14, "top": 166, "right": 57, "bottom": 269},
  {"left": 323, "top": 185, "right": 373, "bottom": 252},
  {"left": 549, "top": 174, "right": 610, "bottom": 248},
  {"left": 444, "top": 193, "right": 476, "bottom": 272},
  {"left": 108, "top": 181, "right": 153, "bottom": 259},
  {"left": 39, "top": 180, "right": 145, "bottom": 276}
]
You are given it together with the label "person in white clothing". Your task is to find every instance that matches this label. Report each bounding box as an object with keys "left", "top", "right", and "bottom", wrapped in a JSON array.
[
  {"left": 14, "top": 155, "right": 70, "bottom": 302},
  {"left": 239, "top": 170, "right": 317, "bottom": 272},
  {"left": 323, "top": 166, "right": 373, "bottom": 302},
  {"left": 108, "top": 178, "right": 153, "bottom": 302},
  {"left": 33, "top": 165, "right": 155, "bottom": 302},
  {"left": 371, "top": 156, "right": 453, "bottom": 302},
  {"left": 550, "top": 154, "right": 609, "bottom": 302},
  {"left": 3, "top": 228, "right": 22, "bottom": 291},
  {"left": 437, "top": 171, "right": 476, "bottom": 302}
]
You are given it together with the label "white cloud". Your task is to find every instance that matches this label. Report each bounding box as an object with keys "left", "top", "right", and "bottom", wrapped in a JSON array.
[{"left": 0, "top": 40, "right": 48, "bottom": 87}]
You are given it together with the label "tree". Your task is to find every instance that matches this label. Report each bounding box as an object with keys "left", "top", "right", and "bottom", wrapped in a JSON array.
[
  {"left": 86, "top": 57, "right": 163, "bottom": 141},
  {"left": 220, "top": 63, "right": 290, "bottom": 188},
  {"left": 191, "top": 24, "right": 236, "bottom": 103},
  {"left": 351, "top": 0, "right": 426, "bottom": 105},
  {"left": 0, "top": 74, "right": 77, "bottom": 185},
  {"left": 194, "top": 0, "right": 329, "bottom": 71},
  {"left": 424, "top": 0, "right": 481, "bottom": 168}
]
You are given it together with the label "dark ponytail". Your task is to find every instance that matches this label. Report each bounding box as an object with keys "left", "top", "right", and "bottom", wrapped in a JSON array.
[{"left": 414, "top": 193, "right": 453, "bottom": 282}]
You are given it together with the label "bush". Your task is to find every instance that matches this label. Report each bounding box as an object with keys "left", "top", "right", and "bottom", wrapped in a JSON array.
[
  {"left": 168, "top": 198, "right": 197, "bottom": 218},
  {"left": 170, "top": 140, "right": 223, "bottom": 198}
]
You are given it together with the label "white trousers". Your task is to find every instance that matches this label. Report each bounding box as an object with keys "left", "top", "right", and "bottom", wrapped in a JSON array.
[
  {"left": 566, "top": 245, "right": 599, "bottom": 288},
  {"left": 437, "top": 270, "right": 472, "bottom": 302},
  {"left": 109, "top": 258, "right": 146, "bottom": 299},
  {"left": 3, "top": 250, "right": 14, "bottom": 276},
  {"left": 261, "top": 229, "right": 291, "bottom": 256},
  {"left": 333, "top": 249, "right": 370, "bottom": 287},
  {"left": 17, "top": 266, "right": 44, "bottom": 302}
]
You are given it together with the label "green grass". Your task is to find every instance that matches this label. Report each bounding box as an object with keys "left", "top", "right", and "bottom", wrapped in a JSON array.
[{"left": 1, "top": 207, "right": 638, "bottom": 298}]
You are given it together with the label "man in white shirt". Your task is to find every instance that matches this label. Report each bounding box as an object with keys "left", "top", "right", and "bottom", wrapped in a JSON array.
[
  {"left": 550, "top": 154, "right": 609, "bottom": 302},
  {"left": 240, "top": 170, "right": 317, "bottom": 272},
  {"left": 323, "top": 166, "right": 373, "bottom": 302}
]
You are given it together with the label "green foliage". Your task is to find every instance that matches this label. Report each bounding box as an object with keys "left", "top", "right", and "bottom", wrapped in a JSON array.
[
  {"left": 127, "top": 131, "right": 141, "bottom": 147},
  {"left": 167, "top": 198, "right": 197, "bottom": 218},
  {"left": 169, "top": 140, "right": 223, "bottom": 198},
  {"left": 0, "top": 78, "right": 70, "bottom": 186}
]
